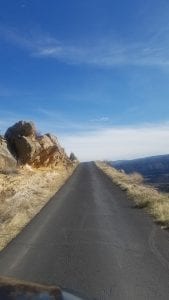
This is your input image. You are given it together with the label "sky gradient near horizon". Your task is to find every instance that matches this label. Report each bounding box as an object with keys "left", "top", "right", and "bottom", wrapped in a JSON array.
[{"left": 1, "top": 0, "right": 169, "bottom": 161}]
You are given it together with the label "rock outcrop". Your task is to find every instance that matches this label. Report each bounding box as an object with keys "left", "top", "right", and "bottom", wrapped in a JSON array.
[
  {"left": 69, "top": 152, "right": 78, "bottom": 162},
  {"left": 4, "top": 121, "right": 71, "bottom": 168},
  {"left": 0, "top": 137, "right": 17, "bottom": 171}
]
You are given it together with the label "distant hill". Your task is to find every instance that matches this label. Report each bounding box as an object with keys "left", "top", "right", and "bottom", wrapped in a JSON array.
[{"left": 109, "top": 154, "right": 169, "bottom": 192}]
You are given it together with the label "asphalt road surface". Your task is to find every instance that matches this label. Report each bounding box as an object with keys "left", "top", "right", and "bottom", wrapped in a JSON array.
[{"left": 0, "top": 162, "right": 169, "bottom": 299}]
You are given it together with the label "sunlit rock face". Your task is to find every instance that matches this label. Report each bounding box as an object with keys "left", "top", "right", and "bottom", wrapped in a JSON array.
[
  {"left": 5, "top": 121, "right": 71, "bottom": 168},
  {"left": 0, "top": 136, "right": 17, "bottom": 171}
]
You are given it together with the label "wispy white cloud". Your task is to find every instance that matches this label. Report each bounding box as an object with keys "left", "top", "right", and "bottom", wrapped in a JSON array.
[
  {"left": 0, "top": 85, "right": 33, "bottom": 98},
  {"left": 60, "top": 123, "right": 169, "bottom": 161},
  {"left": 0, "top": 109, "right": 169, "bottom": 161},
  {"left": 1, "top": 26, "right": 169, "bottom": 68},
  {"left": 0, "top": 108, "right": 110, "bottom": 135},
  {"left": 90, "top": 116, "right": 109, "bottom": 122},
  {"left": 35, "top": 108, "right": 104, "bottom": 132},
  {"left": 26, "top": 40, "right": 169, "bottom": 68}
]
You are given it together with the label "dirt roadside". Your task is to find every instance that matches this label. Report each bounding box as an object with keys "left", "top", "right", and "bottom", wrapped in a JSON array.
[{"left": 0, "top": 164, "right": 77, "bottom": 250}]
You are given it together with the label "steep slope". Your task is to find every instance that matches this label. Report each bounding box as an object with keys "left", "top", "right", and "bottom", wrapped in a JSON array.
[
  {"left": 109, "top": 154, "right": 169, "bottom": 192},
  {"left": 0, "top": 120, "right": 77, "bottom": 250}
]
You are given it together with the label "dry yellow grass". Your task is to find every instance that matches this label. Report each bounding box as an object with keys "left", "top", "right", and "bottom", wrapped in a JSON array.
[
  {"left": 96, "top": 161, "right": 169, "bottom": 228},
  {"left": 0, "top": 164, "right": 77, "bottom": 250}
]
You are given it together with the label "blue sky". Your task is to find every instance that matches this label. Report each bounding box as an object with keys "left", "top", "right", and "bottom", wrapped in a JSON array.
[{"left": 0, "top": 0, "right": 169, "bottom": 160}]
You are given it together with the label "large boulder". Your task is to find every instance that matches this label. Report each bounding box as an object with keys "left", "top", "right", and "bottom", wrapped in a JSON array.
[
  {"left": 5, "top": 121, "right": 37, "bottom": 162},
  {"left": 5, "top": 121, "right": 36, "bottom": 140},
  {"left": 13, "top": 136, "right": 42, "bottom": 164},
  {"left": 5, "top": 121, "right": 71, "bottom": 168},
  {"left": 0, "top": 137, "right": 17, "bottom": 170}
]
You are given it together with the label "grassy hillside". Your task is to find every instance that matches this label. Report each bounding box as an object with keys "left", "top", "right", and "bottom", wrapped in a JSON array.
[
  {"left": 109, "top": 154, "right": 169, "bottom": 192},
  {"left": 0, "top": 165, "right": 77, "bottom": 250},
  {"left": 96, "top": 161, "right": 169, "bottom": 228}
]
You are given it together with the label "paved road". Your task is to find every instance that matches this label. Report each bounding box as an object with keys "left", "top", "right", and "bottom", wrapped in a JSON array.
[{"left": 0, "top": 162, "right": 169, "bottom": 299}]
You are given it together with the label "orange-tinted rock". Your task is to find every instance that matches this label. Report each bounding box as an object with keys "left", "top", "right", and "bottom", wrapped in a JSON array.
[{"left": 5, "top": 121, "right": 71, "bottom": 168}]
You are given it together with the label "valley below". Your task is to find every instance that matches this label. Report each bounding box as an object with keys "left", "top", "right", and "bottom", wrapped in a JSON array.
[{"left": 110, "top": 154, "right": 169, "bottom": 192}]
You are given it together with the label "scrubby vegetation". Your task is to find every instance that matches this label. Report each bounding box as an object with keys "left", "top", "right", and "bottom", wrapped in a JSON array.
[
  {"left": 96, "top": 161, "right": 169, "bottom": 228},
  {"left": 0, "top": 165, "right": 76, "bottom": 250},
  {"left": 109, "top": 154, "right": 169, "bottom": 192},
  {"left": 0, "top": 120, "right": 78, "bottom": 250}
]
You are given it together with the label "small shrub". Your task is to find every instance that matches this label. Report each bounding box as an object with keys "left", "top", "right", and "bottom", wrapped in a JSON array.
[
  {"left": 96, "top": 161, "right": 169, "bottom": 228},
  {"left": 70, "top": 152, "right": 78, "bottom": 161}
]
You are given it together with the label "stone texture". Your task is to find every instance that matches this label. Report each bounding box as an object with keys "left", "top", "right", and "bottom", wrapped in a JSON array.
[
  {"left": 0, "top": 137, "right": 17, "bottom": 170},
  {"left": 4, "top": 121, "right": 71, "bottom": 168}
]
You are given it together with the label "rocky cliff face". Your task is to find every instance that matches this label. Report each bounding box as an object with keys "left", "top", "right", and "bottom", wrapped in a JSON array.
[
  {"left": 0, "top": 137, "right": 17, "bottom": 171},
  {"left": 0, "top": 120, "right": 72, "bottom": 169}
]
